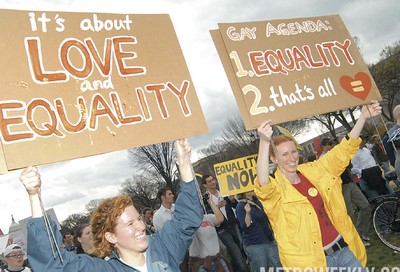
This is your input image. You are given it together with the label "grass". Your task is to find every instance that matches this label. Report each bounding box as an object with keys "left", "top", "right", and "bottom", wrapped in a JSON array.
[
  {"left": 366, "top": 225, "right": 400, "bottom": 270},
  {"left": 366, "top": 183, "right": 400, "bottom": 269}
]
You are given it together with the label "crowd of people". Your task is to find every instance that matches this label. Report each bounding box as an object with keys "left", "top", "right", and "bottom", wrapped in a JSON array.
[{"left": 4, "top": 101, "right": 400, "bottom": 272}]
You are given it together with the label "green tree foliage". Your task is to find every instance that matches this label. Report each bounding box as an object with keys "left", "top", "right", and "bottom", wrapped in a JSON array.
[{"left": 369, "top": 41, "right": 400, "bottom": 121}]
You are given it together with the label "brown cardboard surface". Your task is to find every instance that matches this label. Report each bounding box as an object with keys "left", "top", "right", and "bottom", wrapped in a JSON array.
[
  {"left": 0, "top": 9, "right": 208, "bottom": 171},
  {"left": 212, "top": 15, "right": 381, "bottom": 129},
  {"left": 210, "top": 30, "right": 252, "bottom": 126}
]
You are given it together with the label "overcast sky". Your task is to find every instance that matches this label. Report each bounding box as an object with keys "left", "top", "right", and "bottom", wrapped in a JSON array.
[{"left": 0, "top": 0, "right": 399, "bottom": 233}]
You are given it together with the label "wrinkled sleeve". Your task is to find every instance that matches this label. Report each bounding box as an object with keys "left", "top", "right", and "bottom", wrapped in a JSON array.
[
  {"left": 254, "top": 176, "right": 281, "bottom": 223},
  {"left": 27, "top": 218, "right": 109, "bottom": 272},
  {"left": 318, "top": 136, "right": 361, "bottom": 177},
  {"left": 150, "top": 180, "right": 202, "bottom": 270}
]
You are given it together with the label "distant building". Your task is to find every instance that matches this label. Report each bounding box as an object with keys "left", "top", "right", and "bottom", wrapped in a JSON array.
[
  {"left": 8, "top": 215, "right": 22, "bottom": 234},
  {"left": 299, "top": 128, "right": 348, "bottom": 159}
]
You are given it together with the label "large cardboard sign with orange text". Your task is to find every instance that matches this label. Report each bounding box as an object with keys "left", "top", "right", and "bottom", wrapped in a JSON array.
[
  {"left": 0, "top": 9, "right": 207, "bottom": 173},
  {"left": 211, "top": 15, "right": 381, "bottom": 129}
]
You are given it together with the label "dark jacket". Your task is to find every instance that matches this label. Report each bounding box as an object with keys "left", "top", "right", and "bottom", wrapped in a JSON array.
[{"left": 235, "top": 196, "right": 274, "bottom": 245}]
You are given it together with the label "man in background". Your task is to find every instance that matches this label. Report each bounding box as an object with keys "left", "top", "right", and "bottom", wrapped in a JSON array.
[
  {"left": 143, "top": 207, "right": 155, "bottom": 235},
  {"left": 371, "top": 134, "right": 391, "bottom": 175},
  {"left": 320, "top": 137, "right": 335, "bottom": 157},
  {"left": 153, "top": 186, "right": 175, "bottom": 230},
  {"left": 61, "top": 232, "right": 76, "bottom": 252}
]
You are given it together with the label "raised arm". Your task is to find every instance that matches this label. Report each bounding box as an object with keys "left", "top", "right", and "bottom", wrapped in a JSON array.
[
  {"left": 349, "top": 101, "right": 382, "bottom": 139},
  {"left": 151, "top": 138, "right": 202, "bottom": 271},
  {"left": 175, "top": 138, "right": 193, "bottom": 182},
  {"left": 20, "top": 166, "right": 43, "bottom": 218},
  {"left": 20, "top": 167, "right": 111, "bottom": 272},
  {"left": 256, "top": 120, "right": 273, "bottom": 186},
  {"left": 207, "top": 192, "right": 224, "bottom": 226}
]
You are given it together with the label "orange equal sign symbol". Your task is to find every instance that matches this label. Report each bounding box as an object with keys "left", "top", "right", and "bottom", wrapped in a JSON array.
[{"left": 350, "top": 80, "right": 365, "bottom": 92}]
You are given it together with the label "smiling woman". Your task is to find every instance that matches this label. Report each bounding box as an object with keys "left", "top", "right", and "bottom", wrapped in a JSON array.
[
  {"left": 19, "top": 138, "right": 202, "bottom": 272},
  {"left": 255, "top": 102, "right": 382, "bottom": 269}
]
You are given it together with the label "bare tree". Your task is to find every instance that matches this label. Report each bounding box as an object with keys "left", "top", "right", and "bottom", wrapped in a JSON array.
[
  {"left": 196, "top": 138, "right": 232, "bottom": 175},
  {"left": 195, "top": 115, "right": 306, "bottom": 175},
  {"left": 306, "top": 107, "right": 359, "bottom": 138},
  {"left": 127, "top": 141, "right": 180, "bottom": 194},
  {"left": 119, "top": 174, "right": 160, "bottom": 211},
  {"left": 60, "top": 213, "right": 90, "bottom": 235},
  {"left": 85, "top": 199, "right": 103, "bottom": 216},
  {"left": 221, "top": 115, "right": 259, "bottom": 156}
]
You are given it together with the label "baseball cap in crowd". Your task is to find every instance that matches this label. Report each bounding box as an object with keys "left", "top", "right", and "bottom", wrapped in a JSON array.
[
  {"left": 320, "top": 137, "right": 334, "bottom": 146},
  {"left": 4, "top": 244, "right": 22, "bottom": 257}
]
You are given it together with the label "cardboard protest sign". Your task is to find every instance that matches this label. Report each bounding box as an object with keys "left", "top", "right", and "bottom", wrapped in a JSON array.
[
  {"left": 211, "top": 15, "right": 381, "bottom": 129},
  {"left": 214, "top": 154, "right": 257, "bottom": 196},
  {"left": 0, "top": 9, "right": 207, "bottom": 173}
]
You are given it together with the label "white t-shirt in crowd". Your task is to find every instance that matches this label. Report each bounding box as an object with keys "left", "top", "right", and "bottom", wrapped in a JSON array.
[
  {"left": 189, "top": 214, "right": 220, "bottom": 258},
  {"left": 153, "top": 204, "right": 175, "bottom": 230}
]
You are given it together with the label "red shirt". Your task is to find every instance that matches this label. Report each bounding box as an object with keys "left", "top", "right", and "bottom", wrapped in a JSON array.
[{"left": 293, "top": 173, "right": 339, "bottom": 246}]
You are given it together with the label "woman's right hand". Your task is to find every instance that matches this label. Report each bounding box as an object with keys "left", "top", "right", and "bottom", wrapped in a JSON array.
[
  {"left": 257, "top": 120, "right": 273, "bottom": 142},
  {"left": 20, "top": 166, "right": 41, "bottom": 196}
]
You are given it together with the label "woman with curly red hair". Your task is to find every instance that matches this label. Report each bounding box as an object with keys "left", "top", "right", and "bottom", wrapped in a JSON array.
[{"left": 21, "top": 138, "right": 202, "bottom": 272}]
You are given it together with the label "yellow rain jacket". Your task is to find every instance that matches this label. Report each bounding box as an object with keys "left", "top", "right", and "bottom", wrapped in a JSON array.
[{"left": 255, "top": 136, "right": 366, "bottom": 269}]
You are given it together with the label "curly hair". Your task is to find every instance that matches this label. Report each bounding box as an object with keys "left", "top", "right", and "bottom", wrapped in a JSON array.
[{"left": 90, "top": 195, "right": 133, "bottom": 258}]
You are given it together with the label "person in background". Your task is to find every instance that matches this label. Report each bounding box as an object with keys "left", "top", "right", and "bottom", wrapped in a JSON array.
[
  {"left": 153, "top": 187, "right": 175, "bottom": 230},
  {"left": 307, "top": 153, "right": 317, "bottom": 162},
  {"left": 61, "top": 232, "right": 76, "bottom": 252},
  {"left": 143, "top": 207, "right": 156, "bottom": 235},
  {"left": 320, "top": 137, "right": 335, "bottom": 157},
  {"left": 388, "top": 105, "right": 400, "bottom": 185},
  {"left": 74, "top": 224, "right": 94, "bottom": 255},
  {"left": 255, "top": 101, "right": 382, "bottom": 269},
  {"left": 21, "top": 138, "right": 202, "bottom": 272},
  {"left": 352, "top": 135, "right": 394, "bottom": 198},
  {"left": 235, "top": 191, "right": 281, "bottom": 272},
  {"left": 2, "top": 244, "right": 31, "bottom": 272},
  {"left": 383, "top": 121, "right": 396, "bottom": 168},
  {"left": 202, "top": 175, "right": 249, "bottom": 272},
  {"left": 153, "top": 185, "right": 190, "bottom": 271},
  {"left": 188, "top": 191, "right": 232, "bottom": 272},
  {"left": 371, "top": 134, "right": 391, "bottom": 175}
]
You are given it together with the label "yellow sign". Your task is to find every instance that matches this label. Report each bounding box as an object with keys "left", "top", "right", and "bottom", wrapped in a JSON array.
[{"left": 214, "top": 154, "right": 258, "bottom": 196}]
